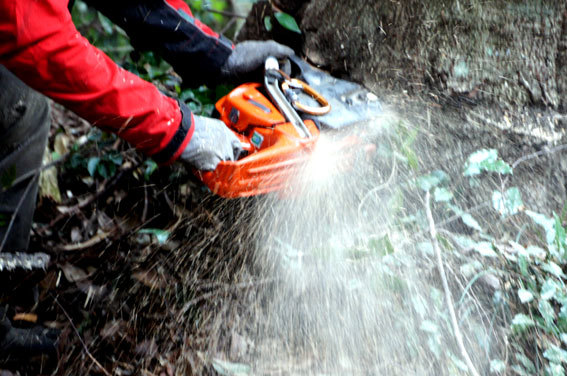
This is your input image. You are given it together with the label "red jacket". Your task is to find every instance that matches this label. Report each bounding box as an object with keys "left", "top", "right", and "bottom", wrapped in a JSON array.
[{"left": 0, "top": 0, "right": 233, "bottom": 164}]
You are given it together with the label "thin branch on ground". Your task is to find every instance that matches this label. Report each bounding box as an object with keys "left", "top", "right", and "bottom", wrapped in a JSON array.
[
  {"left": 357, "top": 151, "right": 397, "bottom": 218},
  {"left": 502, "top": 143, "right": 567, "bottom": 188},
  {"left": 0, "top": 154, "right": 68, "bottom": 195},
  {"left": 177, "top": 278, "right": 275, "bottom": 320},
  {"left": 52, "top": 295, "right": 111, "bottom": 376},
  {"left": 45, "top": 162, "right": 140, "bottom": 230},
  {"left": 425, "top": 191, "right": 481, "bottom": 376}
]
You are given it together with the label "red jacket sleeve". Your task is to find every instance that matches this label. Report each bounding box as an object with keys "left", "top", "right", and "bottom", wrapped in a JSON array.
[{"left": 0, "top": 0, "right": 193, "bottom": 164}]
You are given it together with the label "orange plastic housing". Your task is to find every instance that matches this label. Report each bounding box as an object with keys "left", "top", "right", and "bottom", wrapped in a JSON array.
[{"left": 196, "top": 83, "right": 323, "bottom": 198}]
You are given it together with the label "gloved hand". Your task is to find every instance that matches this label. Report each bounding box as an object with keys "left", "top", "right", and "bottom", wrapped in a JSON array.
[
  {"left": 180, "top": 115, "right": 243, "bottom": 171},
  {"left": 220, "top": 40, "right": 294, "bottom": 80}
]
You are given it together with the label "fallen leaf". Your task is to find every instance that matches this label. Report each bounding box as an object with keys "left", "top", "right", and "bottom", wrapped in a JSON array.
[
  {"left": 59, "top": 229, "right": 111, "bottom": 251},
  {"left": 39, "top": 148, "right": 62, "bottom": 202},
  {"left": 100, "top": 320, "right": 127, "bottom": 340},
  {"left": 136, "top": 339, "right": 158, "bottom": 357},
  {"left": 12, "top": 313, "right": 38, "bottom": 323},
  {"left": 61, "top": 263, "right": 88, "bottom": 282},
  {"left": 70, "top": 227, "right": 82, "bottom": 243},
  {"left": 54, "top": 133, "right": 70, "bottom": 156},
  {"left": 132, "top": 270, "right": 166, "bottom": 290}
]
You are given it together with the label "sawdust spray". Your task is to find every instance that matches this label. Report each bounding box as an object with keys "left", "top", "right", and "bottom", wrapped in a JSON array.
[{"left": 228, "top": 113, "right": 495, "bottom": 375}]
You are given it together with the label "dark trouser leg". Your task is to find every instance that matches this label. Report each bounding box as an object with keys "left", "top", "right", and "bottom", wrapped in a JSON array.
[{"left": 0, "top": 65, "right": 50, "bottom": 252}]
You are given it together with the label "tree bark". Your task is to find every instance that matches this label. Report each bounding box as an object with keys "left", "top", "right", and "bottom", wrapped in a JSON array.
[
  {"left": 238, "top": 0, "right": 567, "bottom": 216},
  {"left": 243, "top": 1, "right": 567, "bottom": 110}
]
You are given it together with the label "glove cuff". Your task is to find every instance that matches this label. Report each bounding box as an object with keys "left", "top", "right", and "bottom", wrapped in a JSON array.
[{"left": 150, "top": 101, "right": 194, "bottom": 165}]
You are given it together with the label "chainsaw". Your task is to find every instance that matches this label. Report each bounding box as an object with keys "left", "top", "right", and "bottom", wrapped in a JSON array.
[{"left": 194, "top": 56, "right": 382, "bottom": 198}]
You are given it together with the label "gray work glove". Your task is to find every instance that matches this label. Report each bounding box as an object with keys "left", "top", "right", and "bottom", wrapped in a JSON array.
[
  {"left": 180, "top": 115, "right": 243, "bottom": 171},
  {"left": 220, "top": 40, "right": 294, "bottom": 80}
]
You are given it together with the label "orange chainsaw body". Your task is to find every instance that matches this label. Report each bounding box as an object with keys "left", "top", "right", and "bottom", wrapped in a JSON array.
[{"left": 196, "top": 83, "right": 321, "bottom": 198}]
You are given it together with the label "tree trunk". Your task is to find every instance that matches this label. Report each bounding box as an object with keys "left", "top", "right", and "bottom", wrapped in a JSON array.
[
  {"left": 243, "top": 0, "right": 567, "bottom": 111},
  {"left": 238, "top": 0, "right": 567, "bottom": 214}
]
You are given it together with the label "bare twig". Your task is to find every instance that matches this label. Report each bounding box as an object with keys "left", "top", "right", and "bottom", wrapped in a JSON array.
[
  {"left": 220, "top": 17, "right": 238, "bottom": 35},
  {"left": 357, "top": 151, "right": 397, "bottom": 218},
  {"left": 52, "top": 296, "right": 111, "bottom": 376},
  {"left": 45, "top": 162, "right": 139, "bottom": 230},
  {"left": 177, "top": 278, "right": 275, "bottom": 320},
  {"left": 425, "top": 191, "right": 481, "bottom": 376},
  {"left": 0, "top": 154, "right": 68, "bottom": 195},
  {"left": 502, "top": 143, "right": 567, "bottom": 188},
  {"left": 142, "top": 184, "right": 148, "bottom": 224}
]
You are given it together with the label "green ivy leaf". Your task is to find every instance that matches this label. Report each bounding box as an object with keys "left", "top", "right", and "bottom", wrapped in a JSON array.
[
  {"left": 97, "top": 12, "right": 114, "bottom": 35},
  {"left": 448, "top": 204, "right": 482, "bottom": 232},
  {"left": 526, "top": 210, "right": 556, "bottom": 245},
  {"left": 541, "top": 279, "right": 559, "bottom": 301},
  {"left": 538, "top": 299, "right": 556, "bottom": 327},
  {"left": 464, "top": 149, "right": 497, "bottom": 176},
  {"left": 263, "top": 15, "right": 273, "bottom": 31},
  {"left": 544, "top": 345, "right": 567, "bottom": 364},
  {"left": 448, "top": 352, "right": 469, "bottom": 372},
  {"left": 518, "top": 256, "right": 529, "bottom": 277},
  {"left": 474, "top": 241, "right": 497, "bottom": 257},
  {"left": 138, "top": 228, "right": 170, "bottom": 245},
  {"left": 462, "top": 213, "right": 482, "bottom": 232},
  {"left": 97, "top": 162, "right": 109, "bottom": 179},
  {"left": 485, "top": 159, "right": 513, "bottom": 174},
  {"left": 554, "top": 213, "right": 567, "bottom": 258},
  {"left": 518, "top": 288, "right": 534, "bottom": 303},
  {"left": 464, "top": 148, "right": 512, "bottom": 176},
  {"left": 542, "top": 262, "right": 565, "bottom": 279},
  {"left": 492, "top": 187, "right": 523, "bottom": 218},
  {"left": 545, "top": 363, "right": 565, "bottom": 376},
  {"left": 434, "top": 187, "right": 453, "bottom": 202},
  {"left": 87, "top": 157, "right": 100, "bottom": 177},
  {"left": 144, "top": 160, "right": 158, "bottom": 181},
  {"left": 515, "top": 352, "right": 537, "bottom": 373},
  {"left": 490, "top": 359, "right": 506, "bottom": 374},
  {"left": 420, "top": 320, "right": 439, "bottom": 334},
  {"left": 526, "top": 245, "right": 546, "bottom": 259},
  {"left": 274, "top": 12, "right": 302, "bottom": 34},
  {"left": 511, "top": 313, "right": 535, "bottom": 333},
  {"left": 106, "top": 153, "right": 123, "bottom": 166},
  {"left": 417, "top": 170, "right": 449, "bottom": 192}
]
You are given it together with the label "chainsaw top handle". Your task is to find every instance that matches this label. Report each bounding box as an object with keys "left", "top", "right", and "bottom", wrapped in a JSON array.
[{"left": 264, "top": 57, "right": 331, "bottom": 118}]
